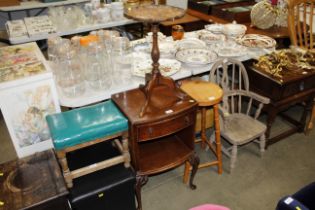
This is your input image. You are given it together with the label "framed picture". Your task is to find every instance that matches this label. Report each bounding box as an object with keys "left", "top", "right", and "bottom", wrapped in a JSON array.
[
  {"left": 0, "top": 77, "right": 60, "bottom": 158},
  {"left": 0, "top": 42, "right": 60, "bottom": 158}
]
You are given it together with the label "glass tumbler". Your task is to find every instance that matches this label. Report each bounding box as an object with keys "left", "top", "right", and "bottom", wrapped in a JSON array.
[{"left": 57, "top": 51, "right": 86, "bottom": 98}]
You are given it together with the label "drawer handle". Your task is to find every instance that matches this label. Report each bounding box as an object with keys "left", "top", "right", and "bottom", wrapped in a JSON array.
[{"left": 185, "top": 116, "right": 190, "bottom": 125}]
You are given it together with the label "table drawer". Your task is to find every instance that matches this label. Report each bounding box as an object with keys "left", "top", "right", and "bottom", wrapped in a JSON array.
[
  {"left": 282, "top": 76, "right": 315, "bottom": 99},
  {"left": 137, "top": 112, "right": 195, "bottom": 142}
]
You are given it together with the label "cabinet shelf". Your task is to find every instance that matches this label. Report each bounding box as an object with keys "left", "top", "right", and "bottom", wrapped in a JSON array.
[{"left": 138, "top": 135, "right": 193, "bottom": 175}]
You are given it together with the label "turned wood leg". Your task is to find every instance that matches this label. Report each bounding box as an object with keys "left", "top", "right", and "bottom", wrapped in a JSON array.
[
  {"left": 56, "top": 150, "right": 73, "bottom": 188},
  {"left": 230, "top": 144, "right": 237, "bottom": 173},
  {"left": 260, "top": 134, "right": 266, "bottom": 156},
  {"left": 122, "top": 133, "right": 131, "bottom": 168},
  {"left": 266, "top": 108, "right": 278, "bottom": 149},
  {"left": 188, "top": 152, "right": 200, "bottom": 190},
  {"left": 183, "top": 161, "right": 190, "bottom": 184},
  {"left": 305, "top": 102, "right": 315, "bottom": 135},
  {"left": 201, "top": 107, "right": 207, "bottom": 149},
  {"left": 135, "top": 174, "right": 148, "bottom": 210},
  {"left": 213, "top": 104, "right": 222, "bottom": 174}
]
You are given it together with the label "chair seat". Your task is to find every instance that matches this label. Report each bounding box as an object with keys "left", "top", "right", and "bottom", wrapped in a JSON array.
[
  {"left": 46, "top": 100, "right": 128, "bottom": 150},
  {"left": 222, "top": 113, "right": 266, "bottom": 145}
]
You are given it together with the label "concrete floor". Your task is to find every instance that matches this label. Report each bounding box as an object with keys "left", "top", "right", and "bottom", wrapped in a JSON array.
[{"left": 0, "top": 106, "right": 314, "bottom": 210}]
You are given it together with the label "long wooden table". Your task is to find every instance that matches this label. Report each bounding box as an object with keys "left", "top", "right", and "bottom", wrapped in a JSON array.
[{"left": 245, "top": 60, "right": 315, "bottom": 147}]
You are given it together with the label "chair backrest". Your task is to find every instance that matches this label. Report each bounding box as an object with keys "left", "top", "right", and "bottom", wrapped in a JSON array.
[
  {"left": 287, "top": 0, "right": 315, "bottom": 49},
  {"left": 209, "top": 58, "right": 261, "bottom": 118}
]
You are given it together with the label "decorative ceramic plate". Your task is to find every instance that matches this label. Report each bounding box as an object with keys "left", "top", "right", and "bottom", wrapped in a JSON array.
[
  {"left": 176, "top": 49, "right": 218, "bottom": 65},
  {"left": 176, "top": 38, "right": 207, "bottom": 50},
  {"left": 132, "top": 58, "right": 181, "bottom": 77},
  {"left": 236, "top": 34, "right": 276, "bottom": 49},
  {"left": 146, "top": 41, "right": 177, "bottom": 57},
  {"left": 199, "top": 32, "right": 225, "bottom": 45},
  {"left": 217, "top": 45, "right": 247, "bottom": 57},
  {"left": 205, "top": 24, "right": 224, "bottom": 34}
]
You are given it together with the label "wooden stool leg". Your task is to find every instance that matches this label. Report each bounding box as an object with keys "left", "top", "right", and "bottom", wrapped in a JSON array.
[
  {"left": 201, "top": 107, "right": 207, "bottom": 149},
  {"left": 56, "top": 150, "right": 73, "bottom": 188},
  {"left": 213, "top": 104, "right": 222, "bottom": 174},
  {"left": 122, "top": 132, "right": 131, "bottom": 168},
  {"left": 183, "top": 161, "right": 190, "bottom": 184}
]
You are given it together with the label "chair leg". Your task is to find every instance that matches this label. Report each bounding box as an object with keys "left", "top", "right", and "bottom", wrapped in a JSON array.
[
  {"left": 56, "top": 150, "right": 73, "bottom": 188},
  {"left": 259, "top": 134, "right": 266, "bottom": 156},
  {"left": 122, "top": 133, "right": 131, "bottom": 168},
  {"left": 230, "top": 144, "right": 238, "bottom": 173}
]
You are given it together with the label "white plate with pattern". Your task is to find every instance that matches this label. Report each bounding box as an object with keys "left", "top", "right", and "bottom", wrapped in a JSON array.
[
  {"left": 205, "top": 24, "right": 224, "bottom": 34},
  {"left": 176, "top": 48, "right": 218, "bottom": 66},
  {"left": 176, "top": 38, "right": 207, "bottom": 50},
  {"left": 132, "top": 58, "right": 181, "bottom": 77},
  {"left": 236, "top": 34, "right": 277, "bottom": 49}
]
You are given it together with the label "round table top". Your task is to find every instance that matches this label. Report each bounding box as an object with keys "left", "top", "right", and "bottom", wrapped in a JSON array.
[
  {"left": 124, "top": 5, "right": 185, "bottom": 23},
  {"left": 180, "top": 80, "right": 223, "bottom": 106}
]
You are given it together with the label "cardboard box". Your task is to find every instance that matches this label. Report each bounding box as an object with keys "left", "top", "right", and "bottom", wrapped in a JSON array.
[{"left": 0, "top": 0, "right": 20, "bottom": 7}]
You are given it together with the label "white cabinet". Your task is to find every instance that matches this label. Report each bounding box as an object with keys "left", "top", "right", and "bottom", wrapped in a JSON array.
[{"left": 0, "top": 42, "right": 60, "bottom": 158}]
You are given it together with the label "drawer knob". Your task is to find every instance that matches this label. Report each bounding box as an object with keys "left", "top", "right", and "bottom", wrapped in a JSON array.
[
  {"left": 299, "top": 82, "right": 305, "bottom": 91},
  {"left": 185, "top": 116, "right": 190, "bottom": 125},
  {"left": 148, "top": 127, "right": 153, "bottom": 135}
]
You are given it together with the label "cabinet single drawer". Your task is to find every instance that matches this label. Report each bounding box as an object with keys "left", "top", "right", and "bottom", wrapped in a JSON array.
[{"left": 137, "top": 112, "right": 195, "bottom": 142}]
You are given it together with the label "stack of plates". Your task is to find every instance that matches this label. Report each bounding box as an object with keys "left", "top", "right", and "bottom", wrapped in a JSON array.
[{"left": 223, "top": 22, "right": 247, "bottom": 39}]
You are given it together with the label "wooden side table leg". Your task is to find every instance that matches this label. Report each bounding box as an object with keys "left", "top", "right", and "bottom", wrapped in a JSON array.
[
  {"left": 135, "top": 174, "right": 148, "bottom": 210},
  {"left": 56, "top": 150, "right": 72, "bottom": 188},
  {"left": 201, "top": 107, "right": 207, "bottom": 149},
  {"left": 213, "top": 104, "right": 222, "bottom": 174},
  {"left": 305, "top": 103, "right": 315, "bottom": 135},
  {"left": 299, "top": 97, "right": 313, "bottom": 133},
  {"left": 266, "top": 108, "right": 277, "bottom": 149},
  {"left": 188, "top": 152, "right": 200, "bottom": 190}
]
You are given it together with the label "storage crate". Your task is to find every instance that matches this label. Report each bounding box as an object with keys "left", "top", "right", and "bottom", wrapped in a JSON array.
[{"left": 67, "top": 141, "right": 137, "bottom": 210}]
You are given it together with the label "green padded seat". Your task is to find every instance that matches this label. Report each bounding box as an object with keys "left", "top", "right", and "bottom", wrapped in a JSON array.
[{"left": 46, "top": 100, "right": 128, "bottom": 150}]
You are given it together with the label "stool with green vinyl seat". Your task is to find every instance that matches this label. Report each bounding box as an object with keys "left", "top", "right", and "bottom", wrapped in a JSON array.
[{"left": 46, "top": 100, "right": 130, "bottom": 188}]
